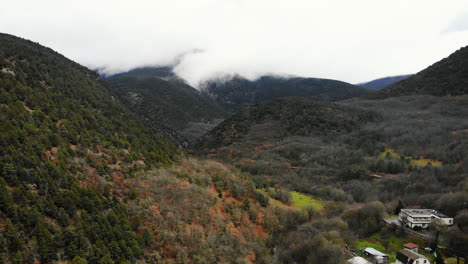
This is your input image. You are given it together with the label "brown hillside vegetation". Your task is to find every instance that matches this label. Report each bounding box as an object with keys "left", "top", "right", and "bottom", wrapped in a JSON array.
[
  {"left": 127, "top": 158, "right": 281, "bottom": 263},
  {"left": 123, "top": 157, "right": 360, "bottom": 264}
]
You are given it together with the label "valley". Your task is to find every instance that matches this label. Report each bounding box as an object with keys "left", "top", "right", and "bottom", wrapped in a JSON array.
[{"left": 0, "top": 32, "right": 467, "bottom": 264}]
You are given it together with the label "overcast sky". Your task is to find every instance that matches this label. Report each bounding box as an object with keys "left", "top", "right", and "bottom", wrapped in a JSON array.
[{"left": 2, "top": 0, "right": 468, "bottom": 87}]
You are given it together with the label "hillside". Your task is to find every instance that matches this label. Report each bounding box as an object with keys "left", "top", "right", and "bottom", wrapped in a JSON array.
[
  {"left": 197, "top": 97, "right": 376, "bottom": 150},
  {"left": 0, "top": 33, "right": 365, "bottom": 264},
  {"left": 358, "top": 74, "right": 412, "bottom": 90},
  {"left": 377, "top": 45, "right": 468, "bottom": 97},
  {"left": 201, "top": 75, "right": 372, "bottom": 113},
  {"left": 2, "top": 31, "right": 468, "bottom": 263},
  {"left": 106, "top": 67, "right": 227, "bottom": 140},
  {"left": 195, "top": 97, "right": 381, "bottom": 192},
  {"left": 0, "top": 33, "right": 179, "bottom": 263},
  {"left": 195, "top": 93, "right": 468, "bottom": 259},
  {"left": 0, "top": 32, "right": 347, "bottom": 264}
]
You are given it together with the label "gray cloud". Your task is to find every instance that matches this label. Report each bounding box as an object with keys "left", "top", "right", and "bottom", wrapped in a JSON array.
[
  {"left": 445, "top": 11, "right": 468, "bottom": 33},
  {"left": 1, "top": 0, "right": 468, "bottom": 88}
]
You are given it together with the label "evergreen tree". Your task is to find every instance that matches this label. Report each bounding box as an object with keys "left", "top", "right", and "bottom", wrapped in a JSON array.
[
  {"left": 394, "top": 200, "right": 404, "bottom": 215},
  {"left": 71, "top": 256, "right": 88, "bottom": 264},
  {"left": 434, "top": 248, "right": 445, "bottom": 264}
]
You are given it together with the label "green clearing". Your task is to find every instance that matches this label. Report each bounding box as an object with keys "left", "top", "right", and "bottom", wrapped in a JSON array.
[
  {"left": 256, "top": 188, "right": 291, "bottom": 210},
  {"left": 290, "top": 191, "right": 324, "bottom": 211},
  {"left": 355, "top": 238, "right": 396, "bottom": 263},
  {"left": 385, "top": 214, "right": 398, "bottom": 219},
  {"left": 411, "top": 158, "right": 443, "bottom": 166},
  {"left": 257, "top": 189, "right": 324, "bottom": 211},
  {"left": 370, "top": 233, "right": 403, "bottom": 251},
  {"left": 445, "top": 257, "right": 466, "bottom": 264},
  {"left": 356, "top": 239, "right": 386, "bottom": 252},
  {"left": 379, "top": 146, "right": 442, "bottom": 167},
  {"left": 379, "top": 147, "right": 400, "bottom": 159},
  {"left": 354, "top": 232, "right": 437, "bottom": 264}
]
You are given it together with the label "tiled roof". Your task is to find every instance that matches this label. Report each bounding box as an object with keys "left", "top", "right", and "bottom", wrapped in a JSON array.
[{"left": 403, "top": 242, "right": 418, "bottom": 249}]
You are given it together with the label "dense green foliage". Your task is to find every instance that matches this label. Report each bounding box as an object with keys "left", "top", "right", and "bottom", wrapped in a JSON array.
[
  {"left": 201, "top": 75, "right": 372, "bottom": 113},
  {"left": 197, "top": 96, "right": 377, "bottom": 150},
  {"left": 0, "top": 33, "right": 178, "bottom": 263},
  {"left": 106, "top": 67, "right": 227, "bottom": 140},
  {"left": 376, "top": 45, "right": 468, "bottom": 98}
]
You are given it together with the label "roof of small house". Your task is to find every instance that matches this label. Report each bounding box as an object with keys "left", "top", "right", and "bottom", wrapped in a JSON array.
[
  {"left": 397, "top": 249, "right": 428, "bottom": 261},
  {"left": 403, "top": 242, "right": 419, "bottom": 249},
  {"left": 364, "top": 247, "right": 388, "bottom": 257}
]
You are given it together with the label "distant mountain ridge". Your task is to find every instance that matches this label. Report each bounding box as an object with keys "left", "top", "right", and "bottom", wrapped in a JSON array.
[
  {"left": 377, "top": 45, "right": 468, "bottom": 98},
  {"left": 105, "top": 67, "right": 227, "bottom": 140},
  {"left": 201, "top": 75, "right": 372, "bottom": 113},
  {"left": 358, "top": 74, "right": 413, "bottom": 90},
  {"left": 105, "top": 69, "right": 372, "bottom": 140},
  {"left": 104, "top": 66, "right": 175, "bottom": 80}
]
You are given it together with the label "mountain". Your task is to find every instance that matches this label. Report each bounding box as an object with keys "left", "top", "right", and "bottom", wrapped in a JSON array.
[
  {"left": 358, "top": 74, "right": 413, "bottom": 90},
  {"left": 0, "top": 33, "right": 294, "bottom": 264},
  {"left": 195, "top": 94, "right": 468, "bottom": 261},
  {"left": 103, "top": 66, "right": 175, "bottom": 80},
  {"left": 0, "top": 33, "right": 179, "bottom": 263},
  {"left": 195, "top": 96, "right": 385, "bottom": 211},
  {"left": 106, "top": 67, "right": 227, "bottom": 140},
  {"left": 3, "top": 31, "right": 468, "bottom": 263},
  {"left": 377, "top": 46, "right": 468, "bottom": 98},
  {"left": 201, "top": 75, "right": 373, "bottom": 113},
  {"left": 197, "top": 96, "right": 376, "bottom": 150},
  {"left": 193, "top": 46, "right": 468, "bottom": 259}
]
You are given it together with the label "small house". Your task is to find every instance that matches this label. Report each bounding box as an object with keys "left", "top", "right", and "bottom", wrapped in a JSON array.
[
  {"left": 396, "top": 249, "right": 430, "bottom": 264},
  {"left": 403, "top": 242, "right": 419, "bottom": 253},
  {"left": 363, "top": 248, "right": 389, "bottom": 264}
]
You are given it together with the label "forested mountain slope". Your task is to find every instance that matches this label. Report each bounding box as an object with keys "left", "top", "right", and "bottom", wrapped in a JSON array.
[
  {"left": 2, "top": 31, "right": 468, "bottom": 263},
  {"left": 377, "top": 45, "right": 468, "bottom": 97},
  {"left": 0, "top": 32, "right": 317, "bottom": 264},
  {"left": 196, "top": 95, "right": 468, "bottom": 260},
  {"left": 0, "top": 33, "right": 179, "bottom": 263},
  {"left": 201, "top": 75, "right": 372, "bottom": 113},
  {"left": 197, "top": 97, "right": 376, "bottom": 150},
  {"left": 106, "top": 67, "right": 227, "bottom": 136}
]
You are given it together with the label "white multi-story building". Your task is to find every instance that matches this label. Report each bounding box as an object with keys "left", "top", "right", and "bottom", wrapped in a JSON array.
[{"left": 399, "top": 209, "right": 453, "bottom": 229}]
